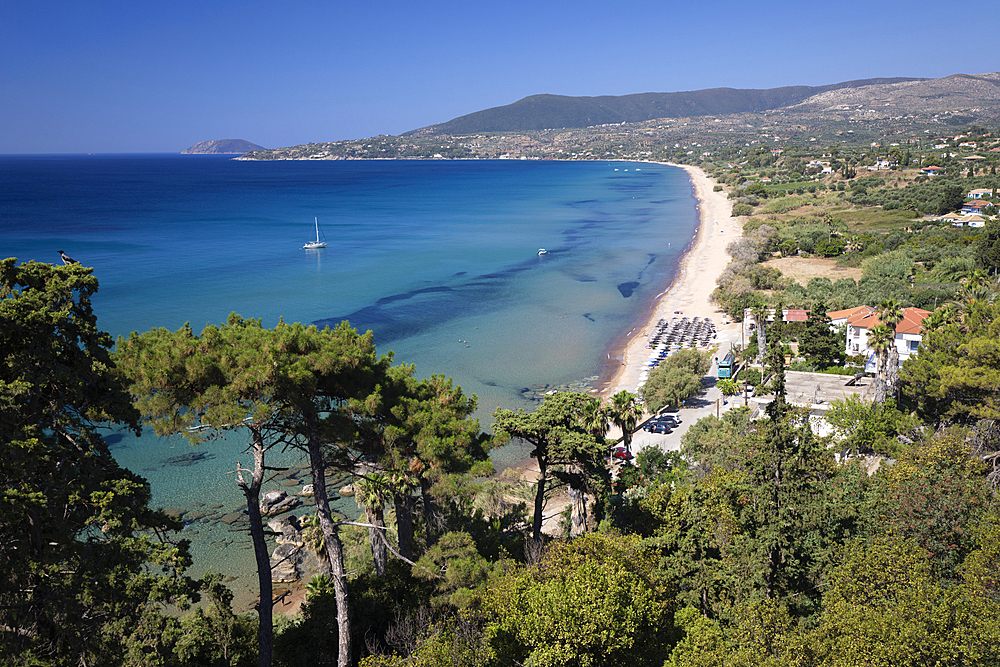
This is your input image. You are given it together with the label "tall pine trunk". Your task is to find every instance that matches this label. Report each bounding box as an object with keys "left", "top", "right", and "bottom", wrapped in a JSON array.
[
  {"left": 305, "top": 418, "right": 352, "bottom": 667},
  {"left": 240, "top": 427, "right": 273, "bottom": 667},
  {"left": 531, "top": 459, "right": 548, "bottom": 543},
  {"left": 363, "top": 502, "right": 387, "bottom": 576},
  {"left": 393, "top": 493, "right": 416, "bottom": 561},
  {"left": 568, "top": 483, "right": 588, "bottom": 537}
]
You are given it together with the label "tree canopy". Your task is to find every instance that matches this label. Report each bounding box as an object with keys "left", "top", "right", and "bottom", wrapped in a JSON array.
[
  {"left": 0, "top": 259, "right": 203, "bottom": 663},
  {"left": 642, "top": 348, "right": 713, "bottom": 413},
  {"left": 493, "top": 392, "right": 608, "bottom": 542}
]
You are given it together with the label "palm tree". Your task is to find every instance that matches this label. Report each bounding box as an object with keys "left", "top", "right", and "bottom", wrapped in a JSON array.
[
  {"left": 751, "top": 304, "right": 769, "bottom": 368},
  {"left": 717, "top": 378, "right": 740, "bottom": 403},
  {"left": 607, "top": 390, "right": 640, "bottom": 458},
  {"left": 581, "top": 395, "right": 610, "bottom": 438},
  {"left": 354, "top": 473, "right": 392, "bottom": 575},
  {"left": 868, "top": 324, "right": 895, "bottom": 404},
  {"left": 581, "top": 397, "right": 611, "bottom": 465},
  {"left": 952, "top": 270, "right": 1000, "bottom": 307},
  {"left": 877, "top": 300, "right": 905, "bottom": 400},
  {"left": 963, "top": 268, "right": 990, "bottom": 289}
]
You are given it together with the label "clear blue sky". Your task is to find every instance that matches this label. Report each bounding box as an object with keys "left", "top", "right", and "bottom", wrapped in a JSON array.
[{"left": 2, "top": 0, "right": 996, "bottom": 153}]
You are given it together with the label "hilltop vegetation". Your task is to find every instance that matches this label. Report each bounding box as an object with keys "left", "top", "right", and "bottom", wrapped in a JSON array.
[{"left": 409, "top": 77, "right": 921, "bottom": 135}]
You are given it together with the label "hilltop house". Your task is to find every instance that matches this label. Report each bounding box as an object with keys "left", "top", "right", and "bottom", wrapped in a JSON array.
[
  {"left": 868, "top": 159, "right": 898, "bottom": 171},
  {"left": 962, "top": 200, "right": 989, "bottom": 215},
  {"left": 942, "top": 213, "right": 987, "bottom": 227},
  {"left": 828, "top": 306, "right": 931, "bottom": 366}
]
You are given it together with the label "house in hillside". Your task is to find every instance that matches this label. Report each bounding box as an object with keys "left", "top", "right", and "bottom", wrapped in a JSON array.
[
  {"left": 740, "top": 309, "right": 813, "bottom": 342},
  {"left": 968, "top": 188, "right": 993, "bottom": 199},
  {"left": 869, "top": 159, "right": 898, "bottom": 171},
  {"left": 829, "top": 306, "right": 931, "bottom": 366},
  {"left": 921, "top": 165, "right": 945, "bottom": 176},
  {"left": 962, "top": 200, "right": 989, "bottom": 215},
  {"left": 743, "top": 308, "right": 811, "bottom": 327},
  {"left": 943, "top": 213, "right": 987, "bottom": 227}
]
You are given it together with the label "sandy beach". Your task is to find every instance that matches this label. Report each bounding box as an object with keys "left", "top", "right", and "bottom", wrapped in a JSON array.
[{"left": 601, "top": 163, "right": 739, "bottom": 398}]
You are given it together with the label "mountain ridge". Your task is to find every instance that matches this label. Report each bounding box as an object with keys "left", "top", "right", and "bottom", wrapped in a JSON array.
[{"left": 407, "top": 77, "right": 925, "bottom": 135}]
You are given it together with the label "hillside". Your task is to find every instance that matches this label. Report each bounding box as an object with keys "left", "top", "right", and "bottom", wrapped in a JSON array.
[
  {"left": 238, "top": 71, "right": 1000, "bottom": 162},
  {"left": 408, "top": 77, "right": 922, "bottom": 135},
  {"left": 182, "top": 139, "right": 265, "bottom": 154}
]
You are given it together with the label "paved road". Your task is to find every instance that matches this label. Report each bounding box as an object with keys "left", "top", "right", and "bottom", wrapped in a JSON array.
[{"left": 627, "top": 321, "right": 749, "bottom": 458}]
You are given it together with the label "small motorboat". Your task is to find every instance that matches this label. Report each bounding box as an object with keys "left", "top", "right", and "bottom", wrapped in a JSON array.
[{"left": 537, "top": 248, "right": 548, "bottom": 256}]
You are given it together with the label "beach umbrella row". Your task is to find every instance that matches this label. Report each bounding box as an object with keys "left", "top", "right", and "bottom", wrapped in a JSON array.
[{"left": 648, "top": 316, "right": 717, "bottom": 348}]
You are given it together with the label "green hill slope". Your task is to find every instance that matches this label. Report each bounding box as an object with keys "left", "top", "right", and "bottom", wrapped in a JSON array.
[{"left": 411, "top": 78, "right": 922, "bottom": 135}]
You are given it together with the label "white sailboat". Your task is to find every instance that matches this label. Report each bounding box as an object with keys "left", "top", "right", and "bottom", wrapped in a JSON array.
[{"left": 303, "top": 217, "right": 327, "bottom": 249}]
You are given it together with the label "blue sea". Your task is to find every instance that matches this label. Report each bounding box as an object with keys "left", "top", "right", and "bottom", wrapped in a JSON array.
[{"left": 1, "top": 154, "right": 698, "bottom": 605}]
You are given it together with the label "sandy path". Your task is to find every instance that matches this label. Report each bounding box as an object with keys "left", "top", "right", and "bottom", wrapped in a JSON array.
[{"left": 601, "top": 164, "right": 739, "bottom": 397}]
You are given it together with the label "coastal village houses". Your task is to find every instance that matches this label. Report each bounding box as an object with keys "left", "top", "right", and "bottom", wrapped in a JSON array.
[
  {"left": 828, "top": 305, "right": 931, "bottom": 369},
  {"left": 741, "top": 306, "right": 932, "bottom": 370}
]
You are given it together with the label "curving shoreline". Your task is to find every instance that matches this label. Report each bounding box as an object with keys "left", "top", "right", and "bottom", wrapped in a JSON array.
[{"left": 599, "top": 163, "right": 740, "bottom": 398}]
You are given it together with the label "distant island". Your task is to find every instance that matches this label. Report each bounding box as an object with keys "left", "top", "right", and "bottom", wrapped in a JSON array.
[{"left": 182, "top": 139, "right": 265, "bottom": 154}]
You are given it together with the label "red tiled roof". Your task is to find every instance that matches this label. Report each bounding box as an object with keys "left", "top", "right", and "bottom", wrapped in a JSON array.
[
  {"left": 827, "top": 306, "right": 870, "bottom": 321},
  {"left": 785, "top": 309, "right": 808, "bottom": 322},
  {"left": 846, "top": 306, "right": 931, "bottom": 335}
]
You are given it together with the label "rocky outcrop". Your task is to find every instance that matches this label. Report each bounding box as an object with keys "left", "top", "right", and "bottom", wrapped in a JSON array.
[
  {"left": 270, "top": 543, "right": 305, "bottom": 583},
  {"left": 268, "top": 514, "right": 322, "bottom": 583},
  {"left": 260, "top": 489, "right": 299, "bottom": 516},
  {"left": 268, "top": 515, "right": 305, "bottom": 546}
]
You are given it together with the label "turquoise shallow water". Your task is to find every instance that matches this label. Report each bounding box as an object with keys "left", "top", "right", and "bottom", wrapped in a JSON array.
[{"left": 1, "top": 155, "right": 698, "bottom": 604}]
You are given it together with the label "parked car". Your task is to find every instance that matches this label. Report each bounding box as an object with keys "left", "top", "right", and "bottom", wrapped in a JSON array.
[
  {"left": 610, "top": 446, "right": 633, "bottom": 461},
  {"left": 651, "top": 414, "right": 680, "bottom": 426},
  {"left": 644, "top": 422, "right": 672, "bottom": 434}
]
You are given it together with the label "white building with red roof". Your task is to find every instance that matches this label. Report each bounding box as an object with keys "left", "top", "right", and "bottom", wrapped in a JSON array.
[{"left": 828, "top": 305, "right": 931, "bottom": 365}]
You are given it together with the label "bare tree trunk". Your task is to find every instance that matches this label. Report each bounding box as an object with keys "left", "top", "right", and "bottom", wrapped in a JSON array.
[
  {"left": 568, "top": 483, "right": 588, "bottom": 537},
  {"left": 393, "top": 493, "right": 416, "bottom": 561},
  {"left": 305, "top": 421, "right": 352, "bottom": 667},
  {"left": 873, "top": 352, "right": 888, "bottom": 404},
  {"left": 363, "top": 503, "right": 387, "bottom": 576},
  {"left": 886, "top": 346, "right": 900, "bottom": 400},
  {"left": 419, "top": 478, "right": 443, "bottom": 544},
  {"left": 327, "top": 527, "right": 352, "bottom": 667},
  {"left": 531, "top": 459, "right": 548, "bottom": 543},
  {"left": 239, "top": 427, "right": 273, "bottom": 667},
  {"left": 756, "top": 319, "right": 768, "bottom": 368}
]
